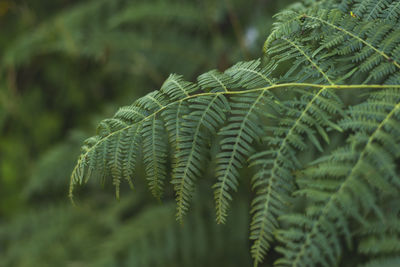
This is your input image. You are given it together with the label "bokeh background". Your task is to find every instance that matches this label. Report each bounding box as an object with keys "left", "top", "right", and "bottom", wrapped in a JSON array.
[{"left": 0, "top": 0, "right": 294, "bottom": 266}]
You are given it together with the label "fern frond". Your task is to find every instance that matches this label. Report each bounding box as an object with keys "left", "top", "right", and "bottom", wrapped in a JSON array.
[
  {"left": 197, "top": 69, "right": 233, "bottom": 92},
  {"left": 114, "top": 106, "right": 147, "bottom": 123},
  {"left": 142, "top": 116, "right": 168, "bottom": 199},
  {"left": 356, "top": 210, "right": 400, "bottom": 266},
  {"left": 161, "top": 101, "right": 189, "bottom": 174},
  {"left": 382, "top": 1, "right": 400, "bottom": 21},
  {"left": 224, "top": 59, "right": 276, "bottom": 88},
  {"left": 69, "top": 89, "right": 169, "bottom": 198},
  {"left": 71, "top": 85, "right": 400, "bottom": 265},
  {"left": 276, "top": 88, "right": 400, "bottom": 266},
  {"left": 249, "top": 86, "right": 343, "bottom": 265},
  {"left": 363, "top": 257, "right": 400, "bottom": 267},
  {"left": 306, "top": 9, "right": 400, "bottom": 77},
  {"left": 121, "top": 125, "right": 142, "bottom": 190},
  {"left": 160, "top": 74, "right": 197, "bottom": 100},
  {"left": 173, "top": 94, "right": 230, "bottom": 222},
  {"left": 214, "top": 91, "right": 276, "bottom": 224},
  {"left": 70, "top": 1, "right": 400, "bottom": 265},
  {"left": 352, "top": 0, "right": 392, "bottom": 20},
  {"left": 266, "top": 7, "right": 400, "bottom": 86}
]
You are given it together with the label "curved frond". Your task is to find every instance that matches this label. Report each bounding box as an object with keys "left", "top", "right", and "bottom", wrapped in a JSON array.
[
  {"left": 70, "top": 1, "right": 400, "bottom": 266},
  {"left": 276, "top": 89, "right": 400, "bottom": 266},
  {"left": 173, "top": 94, "right": 230, "bottom": 221},
  {"left": 142, "top": 116, "right": 168, "bottom": 199},
  {"left": 249, "top": 86, "right": 343, "bottom": 265},
  {"left": 197, "top": 69, "right": 233, "bottom": 92},
  {"left": 214, "top": 91, "right": 276, "bottom": 224},
  {"left": 224, "top": 59, "right": 276, "bottom": 88}
]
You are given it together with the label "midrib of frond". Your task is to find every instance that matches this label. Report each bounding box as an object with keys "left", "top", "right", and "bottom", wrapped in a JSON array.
[
  {"left": 352, "top": 0, "right": 368, "bottom": 15},
  {"left": 174, "top": 102, "right": 185, "bottom": 149},
  {"left": 386, "top": 1, "right": 400, "bottom": 19},
  {"left": 305, "top": 13, "right": 400, "bottom": 69},
  {"left": 235, "top": 67, "right": 274, "bottom": 85},
  {"left": 70, "top": 83, "right": 400, "bottom": 198},
  {"left": 210, "top": 73, "right": 228, "bottom": 92},
  {"left": 252, "top": 87, "right": 328, "bottom": 264},
  {"left": 69, "top": 160, "right": 84, "bottom": 200},
  {"left": 170, "top": 79, "right": 190, "bottom": 97},
  {"left": 176, "top": 95, "right": 220, "bottom": 221},
  {"left": 282, "top": 37, "right": 334, "bottom": 85},
  {"left": 150, "top": 116, "right": 161, "bottom": 198},
  {"left": 263, "top": 15, "right": 300, "bottom": 53},
  {"left": 118, "top": 106, "right": 145, "bottom": 119},
  {"left": 123, "top": 125, "right": 141, "bottom": 189},
  {"left": 216, "top": 91, "right": 266, "bottom": 223},
  {"left": 291, "top": 99, "right": 400, "bottom": 267},
  {"left": 112, "top": 131, "right": 122, "bottom": 199},
  {"left": 100, "top": 142, "right": 108, "bottom": 185},
  {"left": 252, "top": 160, "right": 273, "bottom": 266},
  {"left": 147, "top": 95, "right": 164, "bottom": 108},
  {"left": 170, "top": 102, "right": 185, "bottom": 194},
  {"left": 365, "top": 0, "right": 386, "bottom": 20}
]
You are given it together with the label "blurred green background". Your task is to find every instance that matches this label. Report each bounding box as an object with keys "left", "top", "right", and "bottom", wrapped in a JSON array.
[{"left": 0, "top": 0, "right": 294, "bottom": 266}]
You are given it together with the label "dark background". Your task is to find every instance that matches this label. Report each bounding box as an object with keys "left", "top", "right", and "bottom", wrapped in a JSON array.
[{"left": 0, "top": 0, "right": 294, "bottom": 265}]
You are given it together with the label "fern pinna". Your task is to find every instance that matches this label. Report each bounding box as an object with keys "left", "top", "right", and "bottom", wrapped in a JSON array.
[{"left": 70, "top": 0, "right": 400, "bottom": 266}]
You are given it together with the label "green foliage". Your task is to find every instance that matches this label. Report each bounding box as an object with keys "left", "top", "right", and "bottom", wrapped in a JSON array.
[
  {"left": 356, "top": 206, "right": 400, "bottom": 267},
  {"left": 2, "top": 0, "right": 300, "bottom": 266},
  {"left": 71, "top": 0, "right": 400, "bottom": 266},
  {"left": 1, "top": 0, "right": 290, "bottom": 217}
]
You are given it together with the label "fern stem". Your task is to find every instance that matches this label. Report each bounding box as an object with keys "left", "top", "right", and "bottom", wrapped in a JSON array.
[{"left": 70, "top": 82, "right": 400, "bottom": 197}]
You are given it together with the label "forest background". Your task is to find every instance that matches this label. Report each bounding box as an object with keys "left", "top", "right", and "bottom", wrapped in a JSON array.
[{"left": 0, "top": 0, "right": 295, "bottom": 266}]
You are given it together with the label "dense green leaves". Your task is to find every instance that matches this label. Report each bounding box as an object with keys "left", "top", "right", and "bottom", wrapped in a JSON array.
[
  {"left": 276, "top": 88, "right": 400, "bottom": 266},
  {"left": 214, "top": 91, "right": 275, "bottom": 224},
  {"left": 71, "top": 0, "right": 400, "bottom": 266},
  {"left": 249, "top": 86, "right": 344, "bottom": 265}
]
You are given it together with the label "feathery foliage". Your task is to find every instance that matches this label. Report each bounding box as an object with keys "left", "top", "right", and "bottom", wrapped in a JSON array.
[
  {"left": 356, "top": 208, "right": 400, "bottom": 267},
  {"left": 71, "top": 0, "right": 400, "bottom": 266}
]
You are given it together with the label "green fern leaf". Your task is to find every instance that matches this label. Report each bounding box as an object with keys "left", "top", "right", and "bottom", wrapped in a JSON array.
[
  {"left": 224, "top": 59, "right": 275, "bottom": 88},
  {"left": 142, "top": 116, "right": 168, "bottom": 199},
  {"left": 197, "top": 69, "right": 233, "bottom": 92},
  {"left": 161, "top": 74, "right": 197, "bottom": 100},
  {"left": 357, "top": 211, "right": 400, "bottom": 266},
  {"left": 363, "top": 257, "right": 400, "bottom": 267},
  {"left": 214, "top": 91, "right": 275, "bottom": 224},
  {"left": 173, "top": 94, "right": 230, "bottom": 222},
  {"left": 249, "top": 86, "right": 343, "bottom": 265},
  {"left": 276, "top": 88, "right": 400, "bottom": 266}
]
